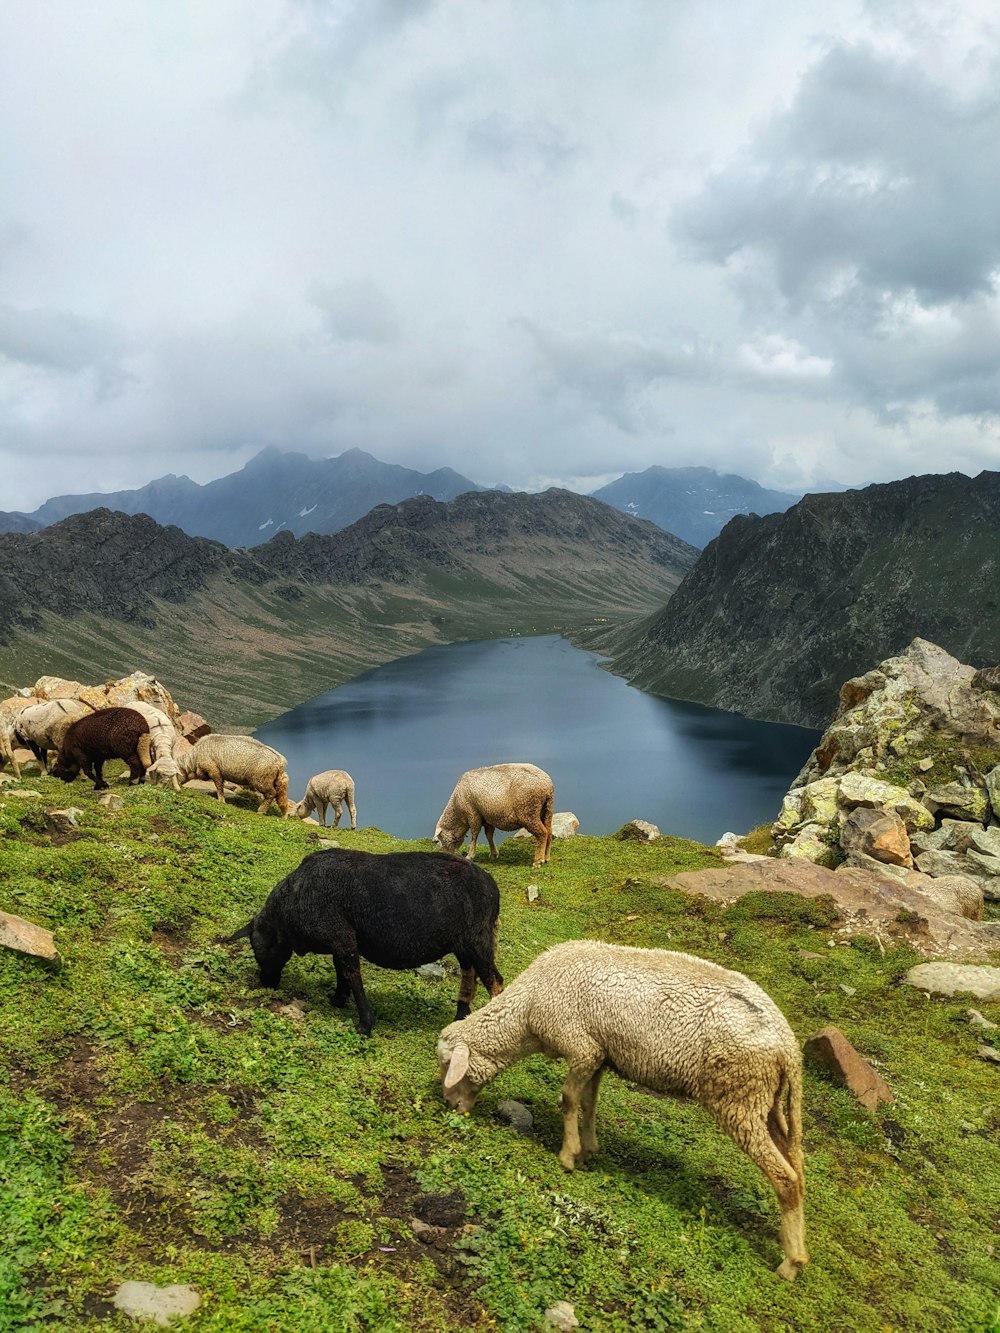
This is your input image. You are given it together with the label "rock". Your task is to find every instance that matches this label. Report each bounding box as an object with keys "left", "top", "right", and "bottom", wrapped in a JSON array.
[
  {"left": 967, "top": 1009, "right": 998, "bottom": 1032},
  {"left": 840, "top": 807, "right": 912, "bottom": 868},
  {"left": 836, "top": 773, "right": 934, "bottom": 833},
  {"left": 97, "top": 792, "right": 124, "bottom": 814},
  {"left": 410, "top": 1217, "right": 449, "bottom": 1245},
  {"left": 43, "top": 808, "right": 84, "bottom": 836},
  {"left": 317, "top": 839, "right": 340, "bottom": 850},
  {"left": 525, "top": 884, "right": 540, "bottom": 903},
  {"left": 551, "top": 812, "right": 579, "bottom": 838},
  {"left": 5, "top": 789, "right": 42, "bottom": 799},
  {"left": 800, "top": 777, "right": 841, "bottom": 825},
  {"left": 804, "top": 1026, "right": 893, "bottom": 1111},
  {"left": 544, "top": 1302, "right": 579, "bottom": 1331},
  {"left": 615, "top": 819, "right": 660, "bottom": 842},
  {"left": 0, "top": 911, "right": 60, "bottom": 965},
  {"left": 777, "top": 822, "right": 837, "bottom": 867},
  {"left": 416, "top": 963, "right": 447, "bottom": 981},
  {"left": 497, "top": 1099, "right": 534, "bottom": 1135},
  {"left": 917, "top": 756, "right": 935, "bottom": 771},
  {"left": 986, "top": 764, "right": 1000, "bottom": 821},
  {"left": 0, "top": 773, "right": 17, "bottom": 787},
  {"left": 904, "top": 962, "right": 1000, "bottom": 1001},
  {"left": 901, "top": 873, "right": 984, "bottom": 921},
  {"left": 716, "top": 832, "right": 742, "bottom": 848},
  {"left": 910, "top": 819, "right": 980, "bottom": 855},
  {"left": 915, "top": 849, "right": 972, "bottom": 879},
  {"left": 773, "top": 789, "right": 805, "bottom": 836},
  {"left": 177, "top": 710, "right": 211, "bottom": 743},
  {"left": 275, "top": 1000, "right": 307, "bottom": 1021},
  {"left": 924, "top": 783, "right": 989, "bottom": 823},
  {"left": 112, "top": 1281, "right": 201, "bottom": 1326},
  {"left": 977, "top": 1044, "right": 1000, "bottom": 1065}
]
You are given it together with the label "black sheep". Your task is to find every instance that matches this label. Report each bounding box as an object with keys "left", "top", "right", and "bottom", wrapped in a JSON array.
[
  {"left": 51, "top": 706, "right": 152, "bottom": 789},
  {"left": 224, "top": 848, "right": 504, "bottom": 1035}
]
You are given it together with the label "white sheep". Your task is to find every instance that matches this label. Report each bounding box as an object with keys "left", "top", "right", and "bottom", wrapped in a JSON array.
[
  {"left": 177, "top": 734, "right": 291, "bottom": 815},
  {"left": 437, "top": 939, "right": 808, "bottom": 1280},
  {"left": 0, "top": 712, "right": 21, "bottom": 779},
  {"left": 14, "top": 699, "right": 91, "bottom": 772},
  {"left": 294, "top": 769, "right": 357, "bottom": 829},
  {"left": 129, "top": 702, "right": 183, "bottom": 790},
  {"left": 433, "top": 762, "right": 554, "bottom": 869}
]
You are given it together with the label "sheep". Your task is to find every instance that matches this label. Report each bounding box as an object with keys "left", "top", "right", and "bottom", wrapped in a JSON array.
[
  {"left": 223, "top": 848, "right": 504, "bottom": 1035},
  {"left": 437, "top": 939, "right": 808, "bottom": 1281},
  {"left": 0, "top": 712, "right": 21, "bottom": 779},
  {"left": 13, "top": 699, "right": 92, "bottom": 772},
  {"left": 129, "top": 701, "right": 183, "bottom": 790},
  {"left": 177, "top": 734, "right": 291, "bottom": 815},
  {"left": 51, "top": 707, "right": 152, "bottom": 789},
  {"left": 433, "top": 762, "right": 554, "bottom": 869},
  {"left": 294, "top": 769, "right": 357, "bottom": 829}
]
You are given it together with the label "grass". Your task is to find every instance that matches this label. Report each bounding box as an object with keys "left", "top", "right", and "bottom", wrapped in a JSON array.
[{"left": 1, "top": 776, "right": 998, "bottom": 1330}]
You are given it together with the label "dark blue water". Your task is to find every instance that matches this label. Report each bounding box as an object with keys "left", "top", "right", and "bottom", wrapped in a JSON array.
[{"left": 254, "top": 635, "right": 818, "bottom": 844}]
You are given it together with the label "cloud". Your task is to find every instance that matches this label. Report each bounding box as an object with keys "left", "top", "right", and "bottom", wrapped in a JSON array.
[{"left": 308, "top": 279, "right": 400, "bottom": 344}]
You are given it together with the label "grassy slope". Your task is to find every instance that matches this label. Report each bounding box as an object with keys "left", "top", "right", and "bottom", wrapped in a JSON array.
[{"left": 1, "top": 779, "right": 999, "bottom": 1332}]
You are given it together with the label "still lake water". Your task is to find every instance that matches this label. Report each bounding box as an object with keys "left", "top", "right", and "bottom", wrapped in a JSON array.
[{"left": 254, "top": 635, "right": 819, "bottom": 845}]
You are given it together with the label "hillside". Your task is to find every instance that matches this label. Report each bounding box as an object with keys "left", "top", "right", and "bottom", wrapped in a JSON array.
[
  {"left": 590, "top": 466, "right": 800, "bottom": 547},
  {"left": 0, "top": 446, "right": 486, "bottom": 549},
  {"left": 0, "top": 490, "right": 696, "bottom": 728},
  {"left": 1, "top": 780, "right": 996, "bottom": 1330},
  {"left": 601, "top": 471, "right": 1000, "bottom": 728}
]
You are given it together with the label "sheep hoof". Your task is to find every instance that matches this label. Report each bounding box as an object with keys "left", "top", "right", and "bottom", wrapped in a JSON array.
[
  {"left": 775, "top": 1259, "right": 803, "bottom": 1282},
  {"left": 558, "top": 1150, "right": 577, "bottom": 1172}
]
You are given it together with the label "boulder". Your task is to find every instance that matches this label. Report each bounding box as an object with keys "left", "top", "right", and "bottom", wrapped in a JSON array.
[
  {"left": 986, "top": 764, "right": 1000, "bottom": 821},
  {"left": 835, "top": 773, "right": 934, "bottom": 833},
  {"left": 615, "top": 820, "right": 660, "bottom": 843},
  {"left": 497, "top": 1099, "right": 534, "bottom": 1135},
  {"left": 777, "top": 822, "right": 837, "bottom": 867},
  {"left": 0, "top": 911, "right": 60, "bottom": 966},
  {"left": 839, "top": 807, "right": 912, "bottom": 868},
  {"left": 924, "top": 783, "right": 989, "bottom": 824},
  {"left": 551, "top": 812, "right": 579, "bottom": 838},
  {"left": 43, "top": 808, "right": 84, "bottom": 836},
  {"left": 904, "top": 962, "right": 1000, "bottom": 1001},
  {"left": 178, "top": 710, "right": 211, "bottom": 742},
  {"left": 804, "top": 1026, "right": 893, "bottom": 1112},
  {"left": 910, "top": 819, "right": 980, "bottom": 855}
]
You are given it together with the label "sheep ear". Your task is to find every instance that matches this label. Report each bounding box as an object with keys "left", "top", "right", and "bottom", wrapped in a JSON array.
[{"left": 443, "top": 1043, "right": 471, "bottom": 1089}]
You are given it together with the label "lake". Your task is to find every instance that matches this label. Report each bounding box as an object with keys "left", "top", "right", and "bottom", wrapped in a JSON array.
[{"left": 254, "top": 635, "right": 819, "bottom": 844}]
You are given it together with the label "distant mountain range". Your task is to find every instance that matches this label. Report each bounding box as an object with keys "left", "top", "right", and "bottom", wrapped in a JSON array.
[
  {"left": 590, "top": 466, "right": 802, "bottom": 547},
  {"left": 0, "top": 489, "right": 696, "bottom": 728},
  {"left": 598, "top": 471, "right": 1000, "bottom": 728},
  {"left": 0, "top": 447, "right": 812, "bottom": 549}
]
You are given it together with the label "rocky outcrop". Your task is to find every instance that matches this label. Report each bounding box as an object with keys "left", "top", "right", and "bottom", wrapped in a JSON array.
[{"left": 803, "top": 1027, "right": 894, "bottom": 1112}]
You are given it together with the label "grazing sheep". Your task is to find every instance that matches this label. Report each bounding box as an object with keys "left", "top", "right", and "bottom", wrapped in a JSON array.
[
  {"left": 295, "top": 769, "right": 357, "bottom": 829},
  {"left": 51, "top": 707, "right": 152, "bottom": 790},
  {"left": 434, "top": 762, "right": 554, "bottom": 868},
  {"left": 437, "top": 939, "right": 808, "bottom": 1281},
  {"left": 130, "top": 702, "right": 182, "bottom": 790},
  {"left": 14, "top": 699, "right": 91, "bottom": 772},
  {"left": 0, "top": 712, "right": 21, "bottom": 779},
  {"left": 177, "top": 734, "right": 290, "bottom": 815},
  {"left": 224, "top": 848, "right": 504, "bottom": 1035}
]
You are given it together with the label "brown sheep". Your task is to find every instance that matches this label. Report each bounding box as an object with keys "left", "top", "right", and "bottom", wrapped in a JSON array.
[
  {"left": 51, "top": 707, "right": 152, "bottom": 790},
  {"left": 433, "top": 762, "right": 554, "bottom": 868}
]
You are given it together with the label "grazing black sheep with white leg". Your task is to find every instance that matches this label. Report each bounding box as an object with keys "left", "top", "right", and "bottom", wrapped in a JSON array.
[{"left": 223, "top": 848, "right": 504, "bottom": 1035}]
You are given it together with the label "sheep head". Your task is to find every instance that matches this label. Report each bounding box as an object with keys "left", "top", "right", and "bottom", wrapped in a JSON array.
[{"left": 436, "top": 1030, "right": 485, "bottom": 1113}]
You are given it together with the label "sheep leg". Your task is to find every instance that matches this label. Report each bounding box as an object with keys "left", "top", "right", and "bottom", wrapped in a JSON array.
[
  {"left": 204, "top": 761, "right": 226, "bottom": 802},
  {"left": 466, "top": 818, "right": 482, "bottom": 859},
  {"left": 558, "top": 1055, "right": 604, "bottom": 1170},
  {"left": 27, "top": 740, "right": 48, "bottom": 773},
  {"left": 331, "top": 940, "right": 375, "bottom": 1034},
  {"left": 347, "top": 795, "right": 357, "bottom": 830},
  {"left": 91, "top": 759, "right": 109, "bottom": 791},
  {"left": 256, "top": 792, "right": 274, "bottom": 815},
  {"left": 330, "top": 958, "right": 351, "bottom": 1007},
  {"left": 454, "top": 963, "right": 477, "bottom": 1020},
  {"left": 714, "top": 1101, "right": 808, "bottom": 1280},
  {"left": 483, "top": 825, "right": 498, "bottom": 859},
  {"left": 522, "top": 819, "right": 549, "bottom": 868},
  {"left": 126, "top": 751, "right": 145, "bottom": 784},
  {"left": 578, "top": 1066, "right": 606, "bottom": 1161}
]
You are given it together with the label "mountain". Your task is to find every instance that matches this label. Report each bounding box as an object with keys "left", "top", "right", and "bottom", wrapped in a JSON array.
[
  {"left": 590, "top": 466, "right": 802, "bottom": 547},
  {"left": 0, "top": 446, "right": 487, "bottom": 548},
  {"left": 0, "top": 489, "right": 697, "bottom": 727},
  {"left": 0, "top": 513, "right": 41, "bottom": 534},
  {"left": 600, "top": 471, "right": 1000, "bottom": 728}
]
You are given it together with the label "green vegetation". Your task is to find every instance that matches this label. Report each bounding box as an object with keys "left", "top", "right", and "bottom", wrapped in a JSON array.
[
  {"left": 740, "top": 824, "right": 777, "bottom": 856},
  {"left": 1, "top": 779, "right": 998, "bottom": 1330}
]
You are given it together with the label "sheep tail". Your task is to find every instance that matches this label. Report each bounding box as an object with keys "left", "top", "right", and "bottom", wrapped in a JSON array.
[
  {"left": 540, "top": 793, "right": 553, "bottom": 828},
  {"left": 219, "top": 918, "right": 254, "bottom": 945},
  {"left": 137, "top": 732, "right": 153, "bottom": 768},
  {"left": 773, "top": 1057, "right": 805, "bottom": 1189}
]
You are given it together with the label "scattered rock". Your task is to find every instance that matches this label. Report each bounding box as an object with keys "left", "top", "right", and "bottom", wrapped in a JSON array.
[
  {"left": 804, "top": 1026, "right": 894, "bottom": 1111},
  {"left": 43, "top": 807, "right": 84, "bottom": 836},
  {"left": 526, "top": 884, "right": 540, "bottom": 903},
  {"left": 177, "top": 710, "right": 211, "bottom": 743},
  {"left": 552, "top": 812, "right": 580, "bottom": 838},
  {"left": 917, "top": 756, "right": 935, "bottom": 772},
  {"left": 317, "top": 839, "right": 340, "bottom": 850},
  {"left": 614, "top": 819, "right": 660, "bottom": 843},
  {"left": 497, "top": 1099, "right": 534, "bottom": 1135},
  {"left": 716, "top": 832, "right": 742, "bottom": 848},
  {"left": 924, "top": 783, "right": 989, "bottom": 824},
  {"left": 967, "top": 1009, "right": 998, "bottom": 1033},
  {"left": 976, "top": 1044, "right": 1000, "bottom": 1065},
  {"left": 97, "top": 792, "right": 124, "bottom": 814},
  {"left": 275, "top": 1000, "right": 307, "bottom": 1021},
  {"left": 840, "top": 806, "right": 912, "bottom": 868},
  {"left": 112, "top": 1281, "right": 201, "bottom": 1326},
  {"left": 0, "top": 910, "right": 60, "bottom": 966},
  {"left": 410, "top": 1217, "right": 449, "bottom": 1247},
  {"left": 904, "top": 962, "right": 1000, "bottom": 1001},
  {"left": 5, "top": 789, "right": 42, "bottom": 799},
  {"left": 416, "top": 962, "right": 447, "bottom": 981},
  {"left": 544, "top": 1301, "right": 579, "bottom": 1331}
]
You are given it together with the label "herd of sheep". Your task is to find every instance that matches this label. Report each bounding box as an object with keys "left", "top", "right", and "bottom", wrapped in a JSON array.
[{"left": 2, "top": 699, "right": 810, "bottom": 1280}]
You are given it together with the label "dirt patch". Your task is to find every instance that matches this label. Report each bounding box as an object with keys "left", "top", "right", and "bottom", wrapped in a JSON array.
[{"left": 260, "top": 1193, "right": 347, "bottom": 1264}]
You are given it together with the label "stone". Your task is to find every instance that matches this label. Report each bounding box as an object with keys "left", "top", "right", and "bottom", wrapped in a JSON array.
[
  {"left": 905, "top": 962, "right": 1000, "bottom": 1000},
  {"left": 836, "top": 773, "right": 934, "bottom": 833},
  {"left": 910, "top": 819, "right": 980, "bottom": 855},
  {"left": 840, "top": 807, "right": 912, "bottom": 868},
  {"left": 544, "top": 1302, "right": 579, "bottom": 1331},
  {"left": 416, "top": 962, "right": 447, "bottom": 981},
  {"left": 5, "top": 789, "right": 42, "bottom": 799},
  {"left": 915, "top": 849, "right": 971, "bottom": 879},
  {"left": 716, "top": 832, "right": 742, "bottom": 848},
  {"left": 0, "top": 911, "right": 60, "bottom": 965},
  {"left": 275, "top": 1000, "right": 307, "bottom": 1021},
  {"left": 317, "top": 839, "right": 340, "bottom": 850},
  {"left": 551, "top": 811, "right": 580, "bottom": 838},
  {"left": 112, "top": 1282, "right": 201, "bottom": 1326},
  {"left": 777, "top": 822, "right": 837, "bottom": 867},
  {"left": 615, "top": 819, "right": 660, "bottom": 842},
  {"left": 967, "top": 1009, "right": 998, "bottom": 1033},
  {"left": 925, "top": 783, "right": 989, "bottom": 824},
  {"left": 917, "top": 756, "right": 935, "bottom": 771},
  {"left": 43, "top": 808, "right": 84, "bottom": 836},
  {"left": 410, "top": 1217, "right": 448, "bottom": 1245},
  {"left": 986, "top": 765, "right": 1000, "bottom": 822},
  {"left": 0, "top": 773, "right": 17, "bottom": 787},
  {"left": 97, "top": 792, "right": 124, "bottom": 814},
  {"left": 970, "top": 825, "right": 1000, "bottom": 858},
  {"left": 799, "top": 777, "right": 841, "bottom": 825},
  {"left": 497, "top": 1099, "right": 534, "bottom": 1135},
  {"left": 804, "top": 1026, "right": 893, "bottom": 1111},
  {"left": 977, "top": 1045, "right": 1000, "bottom": 1065},
  {"left": 525, "top": 884, "right": 540, "bottom": 903},
  {"left": 901, "top": 873, "right": 984, "bottom": 921},
  {"left": 772, "top": 788, "right": 805, "bottom": 837},
  {"left": 178, "top": 710, "right": 211, "bottom": 743}
]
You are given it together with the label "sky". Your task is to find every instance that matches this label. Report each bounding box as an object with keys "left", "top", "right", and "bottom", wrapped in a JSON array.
[{"left": 3, "top": 0, "right": 1000, "bottom": 512}]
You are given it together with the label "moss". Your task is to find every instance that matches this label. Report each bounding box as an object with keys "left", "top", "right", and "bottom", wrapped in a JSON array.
[{"left": 740, "top": 824, "right": 776, "bottom": 856}]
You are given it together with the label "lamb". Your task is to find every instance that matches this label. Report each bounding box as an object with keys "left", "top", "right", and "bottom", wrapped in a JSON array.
[
  {"left": 224, "top": 848, "right": 504, "bottom": 1035},
  {"left": 437, "top": 939, "right": 808, "bottom": 1281},
  {"left": 14, "top": 699, "right": 91, "bottom": 772},
  {"left": 0, "top": 712, "right": 20, "bottom": 779},
  {"left": 177, "top": 734, "right": 291, "bottom": 815},
  {"left": 433, "top": 762, "right": 554, "bottom": 869},
  {"left": 51, "top": 707, "right": 152, "bottom": 789},
  {"left": 130, "top": 702, "right": 183, "bottom": 790},
  {"left": 294, "top": 769, "right": 357, "bottom": 829}
]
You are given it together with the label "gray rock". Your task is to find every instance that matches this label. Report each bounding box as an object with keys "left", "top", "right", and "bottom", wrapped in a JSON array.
[
  {"left": 544, "top": 1301, "right": 579, "bottom": 1331},
  {"left": 43, "top": 807, "right": 84, "bottom": 835},
  {"left": 317, "top": 838, "right": 340, "bottom": 850},
  {"left": 917, "top": 756, "right": 935, "bottom": 772},
  {"left": 97, "top": 792, "right": 124, "bottom": 814},
  {"left": 525, "top": 884, "right": 540, "bottom": 903},
  {"left": 551, "top": 812, "right": 579, "bottom": 838},
  {"left": 924, "top": 783, "right": 989, "bottom": 823},
  {"left": 5, "top": 789, "right": 42, "bottom": 799},
  {"left": 910, "top": 819, "right": 980, "bottom": 855},
  {"left": 986, "top": 764, "right": 1000, "bottom": 821},
  {"left": 904, "top": 962, "right": 1000, "bottom": 1001},
  {"left": 616, "top": 819, "right": 660, "bottom": 842},
  {"left": 915, "top": 849, "right": 970, "bottom": 879},
  {"left": 112, "top": 1281, "right": 201, "bottom": 1326},
  {"left": 967, "top": 1009, "right": 998, "bottom": 1032},
  {"left": 976, "top": 1044, "right": 1000, "bottom": 1065},
  {"left": 416, "top": 962, "right": 447, "bottom": 981},
  {"left": 970, "top": 825, "right": 1000, "bottom": 858},
  {"left": 497, "top": 1099, "right": 534, "bottom": 1135}
]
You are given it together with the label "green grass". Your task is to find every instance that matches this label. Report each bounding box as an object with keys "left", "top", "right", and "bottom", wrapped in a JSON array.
[{"left": 1, "top": 778, "right": 998, "bottom": 1330}]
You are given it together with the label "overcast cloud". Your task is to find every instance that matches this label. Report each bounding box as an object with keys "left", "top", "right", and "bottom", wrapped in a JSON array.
[{"left": 2, "top": 0, "right": 999, "bottom": 512}]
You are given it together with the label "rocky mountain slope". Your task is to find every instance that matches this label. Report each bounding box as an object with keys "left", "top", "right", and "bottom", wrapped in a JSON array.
[
  {"left": 590, "top": 465, "right": 800, "bottom": 547},
  {"left": 0, "top": 446, "right": 486, "bottom": 548},
  {"left": 603, "top": 471, "right": 1000, "bottom": 727},
  {"left": 0, "top": 490, "right": 696, "bottom": 727}
]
